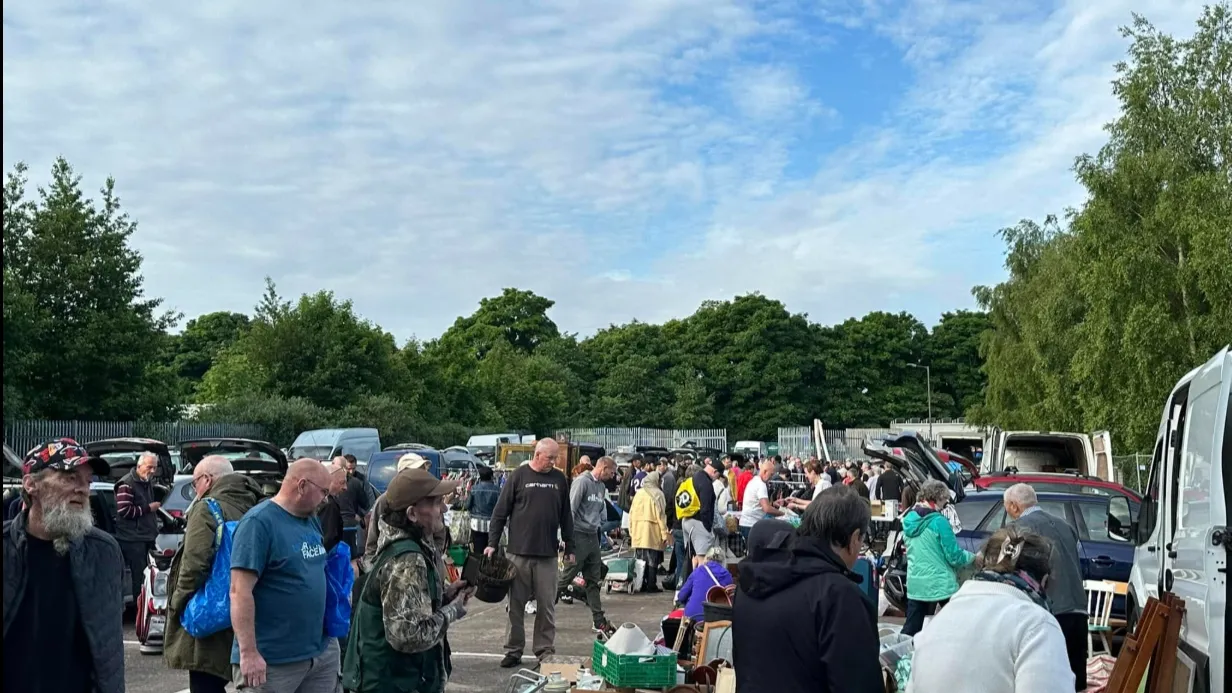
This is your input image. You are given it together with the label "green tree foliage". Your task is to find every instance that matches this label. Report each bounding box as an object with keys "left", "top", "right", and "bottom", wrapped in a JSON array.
[
  {"left": 974, "top": 5, "right": 1232, "bottom": 452},
  {"left": 226, "top": 281, "right": 413, "bottom": 410},
  {"left": 815, "top": 311, "right": 933, "bottom": 428},
  {"left": 2, "top": 158, "right": 180, "bottom": 420},
  {"left": 928, "top": 310, "right": 992, "bottom": 415},
  {"left": 168, "top": 311, "right": 251, "bottom": 386}
]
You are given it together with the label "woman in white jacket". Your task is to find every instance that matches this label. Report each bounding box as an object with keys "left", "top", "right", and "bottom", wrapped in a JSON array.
[{"left": 908, "top": 527, "right": 1075, "bottom": 693}]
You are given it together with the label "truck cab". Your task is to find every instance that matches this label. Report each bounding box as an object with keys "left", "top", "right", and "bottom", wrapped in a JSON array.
[{"left": 1129, "top": 346, "right": 1229, "bottom": 693}]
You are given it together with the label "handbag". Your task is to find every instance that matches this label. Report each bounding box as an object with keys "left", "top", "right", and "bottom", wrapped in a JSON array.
[
  {"left": 181, "top": 499, "right": 238, "bottom": 638},
  {"left": 324, "top": 542, "right": 354, "bottom": 637}
]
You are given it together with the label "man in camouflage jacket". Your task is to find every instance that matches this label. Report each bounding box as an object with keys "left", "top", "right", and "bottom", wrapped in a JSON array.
[{"left": 342, "top": 468, "right": 474, "bottom": 693}]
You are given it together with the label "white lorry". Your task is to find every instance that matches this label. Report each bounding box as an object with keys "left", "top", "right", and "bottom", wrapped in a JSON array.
[{"left": 1129, "top": 346, "right": 1229, "bottom": 693}]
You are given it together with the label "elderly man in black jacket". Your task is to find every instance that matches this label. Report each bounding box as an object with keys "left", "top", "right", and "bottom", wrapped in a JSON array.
[
  {"left": 3, "top": 439, "right": 126, "bottom": 693},
  {"left": 733, "top": 485, "right": 883, "bottom": 693}
]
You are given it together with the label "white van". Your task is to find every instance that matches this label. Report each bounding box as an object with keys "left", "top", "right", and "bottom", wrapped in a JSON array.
[
  {"left": 288, "top": 428, "right": 381, "bottom": 463},
  {"left": 1129, "top": 346, "right": 1229, "bottom": 693},
  {"left": 983, "top": 429, "right": 1117, "bottom": 482},
  {"left": 732, "top": 440, "right": 769, "bottom": 458}
]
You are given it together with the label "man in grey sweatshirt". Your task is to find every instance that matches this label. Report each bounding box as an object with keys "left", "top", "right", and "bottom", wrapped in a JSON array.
[{"left": 557, "top": 457, "right": 617, "bottom": 632}]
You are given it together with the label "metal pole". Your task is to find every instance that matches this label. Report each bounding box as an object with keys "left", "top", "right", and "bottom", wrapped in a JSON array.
[{"left": 926, "top": 365, "right": 933, "bottom": 441}]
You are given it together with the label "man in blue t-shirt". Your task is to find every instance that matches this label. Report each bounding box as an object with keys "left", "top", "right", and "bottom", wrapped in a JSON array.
[{"left": 230, "top": 459, "right": 336, "bottom": 692}]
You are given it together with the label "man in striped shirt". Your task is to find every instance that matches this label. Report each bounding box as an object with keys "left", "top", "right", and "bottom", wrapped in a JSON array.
[{"left": 114, "top": 453, "right": 162, "bottom": 604}]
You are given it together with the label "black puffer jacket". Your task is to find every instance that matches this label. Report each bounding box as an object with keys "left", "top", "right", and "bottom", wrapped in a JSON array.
[
  {"left": 733, "top": 535, "right": 883, "bottom": 693},
  {"left": 3, "top": 512, "right": 125, "bottom": 693}
]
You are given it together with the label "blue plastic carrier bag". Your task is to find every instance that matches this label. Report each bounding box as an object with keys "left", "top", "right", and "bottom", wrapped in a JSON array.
[
  {"left": 324, "top": 542, "right": 354, "bottom": 637},
  {"left": 180, "top": 498, "right": 238, "bottom": 638}
]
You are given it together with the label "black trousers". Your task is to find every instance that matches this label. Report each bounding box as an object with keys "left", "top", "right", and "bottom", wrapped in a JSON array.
[
  {"left": 471, "top": 530, "right": 490, "bottom": 555},
  {"left": 118, "top": 539, "right": 153, "bottom": 604},
  {"left": 188, "top": 670, "right": 228, "bottom": 693},
  {"left": 1055, "top": 612, "right": 1088, "bottom": 690},
  {"left": 902, "top": 598, "right": 947, "bottom": 636}
]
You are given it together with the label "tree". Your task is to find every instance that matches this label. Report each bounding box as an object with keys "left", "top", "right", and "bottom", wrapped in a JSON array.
[
  {"left": 974, "top": 6, "right": 1232, "bottom": 451},
  {"left": 170, "top": 311, "right": 251, "bottom": 387},
  {"left": 928, "top": 310, "right": 991, "bottom": 416},
  {"left": 235, "top": 286, "right": 412, "bottom": 410},
  {"left": 816, "top": 311, "right": 932, "bottom": 427},
  {"left": 2, "top": 158, "right": 180, "bottom": 419}
]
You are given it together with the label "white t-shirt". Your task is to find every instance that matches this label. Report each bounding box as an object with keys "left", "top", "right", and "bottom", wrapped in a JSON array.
[
  {"left": 740, "top": 477, "right": 769, "bottom": 527},
  {"left": 812, "top": 476, "right": 830, "bottom": 500}
]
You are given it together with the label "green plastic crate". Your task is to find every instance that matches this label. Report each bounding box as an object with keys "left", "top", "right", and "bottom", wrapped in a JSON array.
[
  {"left": 591, "top": 639, "right": 677, "bottom": 688},
  {"left": 446, "top": 545, "right": 468, "bottom": 566}
]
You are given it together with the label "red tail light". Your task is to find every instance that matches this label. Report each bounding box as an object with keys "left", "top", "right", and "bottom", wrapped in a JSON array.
[
  {"left": 168, "top": 509, "right": 184, "bottom": 518},
  {"left": 162, "top": 548, "right": 176, "bottom": 557}
]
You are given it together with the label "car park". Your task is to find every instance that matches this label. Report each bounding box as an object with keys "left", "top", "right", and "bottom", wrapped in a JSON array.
[{"left": 369, "top": 447, "right": 444, "bottom": 493}]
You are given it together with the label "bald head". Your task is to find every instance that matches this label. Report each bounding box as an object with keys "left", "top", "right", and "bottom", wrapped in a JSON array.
[
  {"left": 192, "top": 455, "right": 234, "bottom": 497},
  {"left": 531, "top": 438, "right": 560, "bottom": 473},
  {"left": 277, "top": 458, "right": 332, "bottom": 517},
  {"left": 326, "top": 458, "right": 348, "bottom": 494},
  {"left": 759, "top": 460, "right": 776, "bottom": 481}
]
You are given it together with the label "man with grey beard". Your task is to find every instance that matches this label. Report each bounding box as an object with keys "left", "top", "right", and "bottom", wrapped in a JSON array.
[{"left": 3, "top": 438, "right": 125, "bottom": 693}]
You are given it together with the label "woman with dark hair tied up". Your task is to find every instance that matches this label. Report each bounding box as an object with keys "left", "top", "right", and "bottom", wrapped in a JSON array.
[
  {"left": 907, "top": 527, "right": 1075, "bottom": 693},
  {"left": 732, "top": 486, "right": 883, "bottom": 693}
]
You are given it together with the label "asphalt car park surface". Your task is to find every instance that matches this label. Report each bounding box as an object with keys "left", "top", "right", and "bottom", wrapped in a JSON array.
[{"left": 125, "top": 589, "right": 675, "bottom": 693}]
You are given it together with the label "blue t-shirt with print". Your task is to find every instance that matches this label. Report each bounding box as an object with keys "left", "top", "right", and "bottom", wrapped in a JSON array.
[{"left": 229, "top": 499, "right": 328, "bottom": 665}]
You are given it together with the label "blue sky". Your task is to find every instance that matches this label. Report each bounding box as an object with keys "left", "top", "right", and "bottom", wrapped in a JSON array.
[{"left": 2, "top": 0, "right": 1209, "bottom": 341}]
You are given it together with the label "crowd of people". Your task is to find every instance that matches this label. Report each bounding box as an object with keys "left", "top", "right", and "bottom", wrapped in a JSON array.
[{"left": 4, "top": 437, "right": 1089, "bottom": 693}]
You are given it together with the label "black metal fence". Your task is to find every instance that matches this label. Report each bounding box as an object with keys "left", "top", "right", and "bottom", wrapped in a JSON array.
[{"left": 4, "top": 420, "right": 266, "bottom": 456}]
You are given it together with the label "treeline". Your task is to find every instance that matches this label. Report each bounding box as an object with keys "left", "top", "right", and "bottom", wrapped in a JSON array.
[
  {"left": 969, "top": 6, "right": 1232, "bottom": 452},
  {"left": 1, "top": 160, "right": 988, "bottom": 445},
  {"left": 4, "top": 8, "right": 1228, "bottom": 452}
]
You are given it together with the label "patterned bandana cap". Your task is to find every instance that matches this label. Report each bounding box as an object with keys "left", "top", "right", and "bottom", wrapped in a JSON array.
[{"left": 23, "top": 438, "right": 110, "bottom": 477}]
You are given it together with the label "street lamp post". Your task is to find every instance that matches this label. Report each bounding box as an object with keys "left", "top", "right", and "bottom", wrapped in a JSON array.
[{"left": 908, "top": 363, "right": 932, "bottom": 441}]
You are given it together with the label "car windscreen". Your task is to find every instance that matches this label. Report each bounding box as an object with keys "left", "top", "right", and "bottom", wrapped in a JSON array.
[
  {"left": 367, "top": 451, "right": 440, "bottom": 492},
  {"left": 288, "top": 445, "right": 334, "bottom": 460}
]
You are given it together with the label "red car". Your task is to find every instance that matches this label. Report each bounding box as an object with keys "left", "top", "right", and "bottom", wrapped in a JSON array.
[{"left": 972, "top": 470, "right": 1142, "bottom": 503}]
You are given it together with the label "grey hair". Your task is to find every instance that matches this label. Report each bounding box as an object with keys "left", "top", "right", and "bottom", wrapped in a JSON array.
[
  {"left": 705, "top": 545, "right": 726, "bottom": 563},
  {"left": 918, "top": 479, "right": 951, "bottom": 504},
  {"left": 194, "top": 455, "right": 235, "bottom": 478},
  {"left": 1003, "top": 483, "right": 1038, "bottom": 508},
  {"left": 139, "top": 451, "right": 159, "bottom": 466},
  {"left": 798, "top": 485, "right": 871, "bottom": 547}
]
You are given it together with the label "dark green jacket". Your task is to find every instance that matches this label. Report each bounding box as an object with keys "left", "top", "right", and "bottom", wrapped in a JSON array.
[
  {"left": 343, "top": 533, "right": 452, "bottom": 693},
  {"left": 163, "top": 473, "right": 263, "bottom": 680}
]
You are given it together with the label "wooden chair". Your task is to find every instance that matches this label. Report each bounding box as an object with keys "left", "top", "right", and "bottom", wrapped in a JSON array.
[{"left": 1085, "top": 580, "right": 1122, "bottom": 656}]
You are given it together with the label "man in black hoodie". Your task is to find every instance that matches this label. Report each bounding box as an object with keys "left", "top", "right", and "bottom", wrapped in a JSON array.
[{"left": 733, "top": 485, "right": 883, "bottom": 693}]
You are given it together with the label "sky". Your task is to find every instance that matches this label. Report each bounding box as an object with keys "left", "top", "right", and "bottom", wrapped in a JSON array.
[{"left": 2, "top": 0, "right": 1211, "bottom": 342}]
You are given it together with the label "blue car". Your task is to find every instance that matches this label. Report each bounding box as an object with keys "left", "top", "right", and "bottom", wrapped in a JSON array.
[
  {"left": 954, "top": 490, "right": 1138, "bottom": 618},
  {"left": 366, "top": 448, "right": 443, "bottom": 494}
]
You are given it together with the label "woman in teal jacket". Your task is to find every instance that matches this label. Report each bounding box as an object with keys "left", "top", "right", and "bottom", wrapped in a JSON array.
[{"left": 901, "top": 479, "right": 974, "bottom": 636}]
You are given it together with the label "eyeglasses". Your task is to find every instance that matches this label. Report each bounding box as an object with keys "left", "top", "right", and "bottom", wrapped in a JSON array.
[
  {"left": 192, "top": 473, "right": 213, "bottom": 489},
  {"left": 301, "top": 478, "right": 328, "bottom": 496}
]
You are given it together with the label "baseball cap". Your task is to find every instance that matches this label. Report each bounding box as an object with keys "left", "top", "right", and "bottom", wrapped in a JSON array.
[
  {"left": 397, "top": 452, "right": 429, "bottom": 472},
  {"left": 385, "top": 468, "right": 459, "bottom": 512},
  {"left": 706, "top": 458, "right": 724, "bottom": 474},
  {"left": 23, "top": 438, "right": 109, "bottom": 477}
]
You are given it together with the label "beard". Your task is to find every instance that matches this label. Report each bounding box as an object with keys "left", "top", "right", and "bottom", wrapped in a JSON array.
[{"left": 41, "top": 500, "right": 94, "bottom": 555}]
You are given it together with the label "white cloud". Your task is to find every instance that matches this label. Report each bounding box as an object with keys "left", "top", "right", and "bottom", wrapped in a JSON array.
[{"left": 1, "top": 0, "right": 1212, "bottom": 341}]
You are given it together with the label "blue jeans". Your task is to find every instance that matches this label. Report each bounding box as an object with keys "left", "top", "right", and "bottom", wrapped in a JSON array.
[
  {"left": 672, "top": 528, "right": 690, "bottom": 586},
  {"left": 599, "top": 519, "right": 621, "bottom": 551}
]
